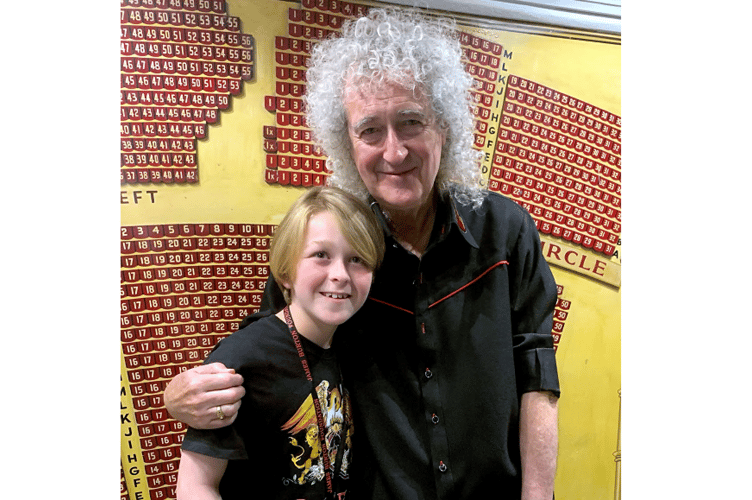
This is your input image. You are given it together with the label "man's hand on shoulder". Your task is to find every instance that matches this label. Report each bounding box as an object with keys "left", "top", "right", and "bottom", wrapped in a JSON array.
[{"left": 163, "top": 363, "right": 245, "bottom": 429}]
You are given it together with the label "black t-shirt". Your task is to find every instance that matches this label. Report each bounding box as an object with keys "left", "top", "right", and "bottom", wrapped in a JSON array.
[{"left": 181, "top": 313, "right": 353, "bottom": 500}]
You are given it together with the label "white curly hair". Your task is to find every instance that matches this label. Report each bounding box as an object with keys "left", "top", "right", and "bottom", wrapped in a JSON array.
[{"left": 304, "top": 7, "right": 486, "bottom": 209}]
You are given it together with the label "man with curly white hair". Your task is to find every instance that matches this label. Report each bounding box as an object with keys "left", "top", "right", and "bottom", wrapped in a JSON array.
[{"left": 166, "top": 8, "right": 560, "bottom": 500}]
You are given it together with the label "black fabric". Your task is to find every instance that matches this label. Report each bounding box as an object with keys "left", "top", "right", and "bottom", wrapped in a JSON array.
[
  {"left": 181, "top": 313, "right": 353, "bottom": 500},
  {"left": 247, "top": 190, "right": 560, "bottom": 500}
]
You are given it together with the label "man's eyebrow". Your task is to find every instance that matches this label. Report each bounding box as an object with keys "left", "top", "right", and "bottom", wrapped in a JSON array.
[
  {"left": 352, "top": 110, "right": 428, "bottom": 130},
  {"left": 396, "top": 109, "right": 427, "bottom": 119},
  {"left": 352, "top": 116, "right": 377, "bottom": 131}
]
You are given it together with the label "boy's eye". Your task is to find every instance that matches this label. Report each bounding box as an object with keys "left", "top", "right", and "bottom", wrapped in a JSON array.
[
  {"left": 314, "top": 251, "right": 328, "bottom": 258},
  {"left": 350, "top": 256, "right": 372, "bottom": 269}
]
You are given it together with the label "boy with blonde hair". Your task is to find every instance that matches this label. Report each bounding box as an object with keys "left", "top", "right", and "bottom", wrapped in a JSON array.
[{"left": 177, "top": 186, "right": 384, "bottom": 500}]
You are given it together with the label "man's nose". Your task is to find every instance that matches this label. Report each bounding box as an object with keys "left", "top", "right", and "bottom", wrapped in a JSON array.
[{"left": 383, "top": 128, "right": 408, "bottom": 164}]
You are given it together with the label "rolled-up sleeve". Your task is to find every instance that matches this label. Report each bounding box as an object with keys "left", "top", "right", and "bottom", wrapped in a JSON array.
[{"left": 510, "top": 211, "right": 561, "bottom": 398}]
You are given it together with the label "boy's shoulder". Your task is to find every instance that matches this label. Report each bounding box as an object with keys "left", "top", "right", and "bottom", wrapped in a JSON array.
[
  {"left": 207, "top": 313, "right": 290, "bottom": 368},
  {"left": 225, "top": 312, "right": 287, "bottom": 345}
]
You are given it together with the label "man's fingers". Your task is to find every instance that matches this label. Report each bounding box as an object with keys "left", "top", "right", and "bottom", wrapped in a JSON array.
[
  {"left": 202, "top": 385, "right": 246, "bottom": 410},
  {"left": 200, "top": 395, "right": 243, "bottom": 429},
  {"left": 193, "top": 362, "right": 233, "bottom": 374},
  {"left": 225, "top": 399, "right": 241, "bottom": 418},
  {"left": 190, "top": 368, "right": 244, "bottom": 392},
  {"left": 210, "top": 398, "right": 242, "bottom": 424}
]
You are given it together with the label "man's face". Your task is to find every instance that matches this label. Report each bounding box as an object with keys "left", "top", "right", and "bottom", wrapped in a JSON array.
[{"left": 344, "top": 81, "right": 446, "bottom": 215}]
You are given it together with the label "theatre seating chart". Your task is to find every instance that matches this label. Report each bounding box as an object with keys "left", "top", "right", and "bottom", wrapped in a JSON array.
[
  {"left": 489, "top": 75, "right": 621, "bottom": 256},
  {"left": 553, "top": 284, "right": 572, "bottom": 351},
  {"left": 120, "top": 0, "right": 254, "bottom": 184},
  {"left": 121, "top": 223, "right": 273, "bottom": 500},
  {"left": 120, "top": 1, "right": 620, "bottom": 499}
]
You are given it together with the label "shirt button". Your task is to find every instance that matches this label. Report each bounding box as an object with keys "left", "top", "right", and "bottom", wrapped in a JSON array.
[
  {"left": 438, "top": 461, "right": 447, "bottom": 473},
  {"left": 431, "top": 413, "right": 440, "bottom": 424},
  {"left": 424, "top": 368, "right": 433, "bottom": 379}
]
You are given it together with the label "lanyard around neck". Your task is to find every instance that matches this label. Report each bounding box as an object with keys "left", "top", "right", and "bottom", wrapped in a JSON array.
[{"left": 283, "top": 306, "right": 349, "bottom": 496}]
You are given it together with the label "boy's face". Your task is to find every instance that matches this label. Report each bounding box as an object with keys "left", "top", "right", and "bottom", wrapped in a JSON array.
[{"left": 282, "top": 211, "right": 373, "bottom": 338}]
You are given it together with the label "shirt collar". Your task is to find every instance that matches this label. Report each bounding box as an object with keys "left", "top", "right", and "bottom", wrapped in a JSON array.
[
  {"left": 368, "top": 196, "right": 393, "bottom": 239},
  {"left": 445, "top": 191, "right": 480, "bottom": 249}
]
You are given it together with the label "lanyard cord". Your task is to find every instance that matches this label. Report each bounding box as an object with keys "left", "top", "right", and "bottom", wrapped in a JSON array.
[{"left": 283, "top": 306, "right": 349, "bottom": 496}]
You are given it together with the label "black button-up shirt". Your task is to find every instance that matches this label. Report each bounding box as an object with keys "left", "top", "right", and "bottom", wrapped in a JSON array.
[{"left": 250, "top": 190, "right": 560, "bottom": 500}]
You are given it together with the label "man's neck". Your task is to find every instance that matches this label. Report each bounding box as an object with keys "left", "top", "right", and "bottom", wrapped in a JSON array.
[{"left": 382, "top": 192, "right": 438, "bottom": 258}]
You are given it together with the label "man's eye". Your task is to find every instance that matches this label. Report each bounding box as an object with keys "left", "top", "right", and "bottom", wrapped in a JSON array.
[{"left": 401, "top": 119, "right": 424, "bottom": 130}]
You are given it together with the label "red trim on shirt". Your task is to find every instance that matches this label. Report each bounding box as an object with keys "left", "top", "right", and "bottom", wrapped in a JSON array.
[
  {"left": 454, "top": 208, "right": 467, "bottom": 233},
  {"left": 369, "top": 260, "right": 509, "bottom": 314},
  {"left": 368, "top": 297, "right": 415, "bottom": 315},
  {"left": 428, "top": 260, "right": 509, "bottom": 309}
]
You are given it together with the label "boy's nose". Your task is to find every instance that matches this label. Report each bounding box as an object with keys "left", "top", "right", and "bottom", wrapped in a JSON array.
[{"left": 329, "top": 258, "right": 349, "bottom": 282}]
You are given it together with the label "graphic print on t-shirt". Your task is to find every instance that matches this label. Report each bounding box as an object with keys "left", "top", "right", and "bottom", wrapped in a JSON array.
[{"left": 280, "top": 380, "right": 353, "bottom": 487}]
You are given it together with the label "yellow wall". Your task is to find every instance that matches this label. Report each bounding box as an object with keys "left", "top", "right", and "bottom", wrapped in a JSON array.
[{"left": 553, "top": 268, "right": 621, "bottom": 499}]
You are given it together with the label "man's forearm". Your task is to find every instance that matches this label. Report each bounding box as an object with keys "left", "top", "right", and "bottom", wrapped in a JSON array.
[{"left": 519, "top": 390, "right": 559, "bottom": 500}]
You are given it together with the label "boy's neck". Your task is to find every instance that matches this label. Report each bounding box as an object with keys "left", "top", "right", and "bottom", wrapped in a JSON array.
[{"left": 276, "top": 306, "right": 336, "bottom": 349}]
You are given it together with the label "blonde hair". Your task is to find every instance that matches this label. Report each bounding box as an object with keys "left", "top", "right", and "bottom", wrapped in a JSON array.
[{"left": 269, "top": 186, "right": 385, "bottom": 303}]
